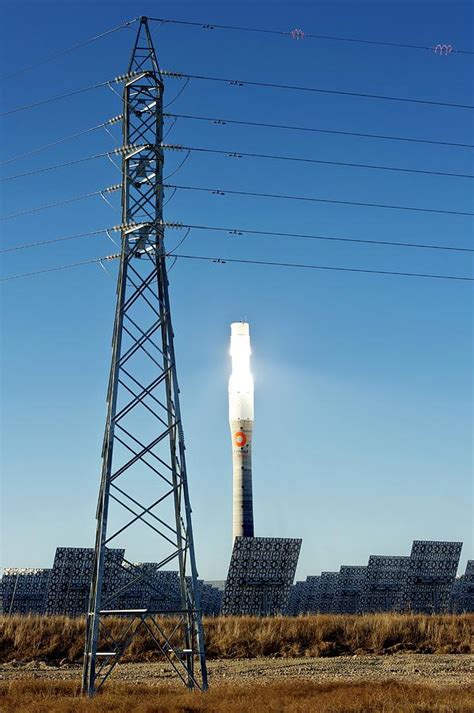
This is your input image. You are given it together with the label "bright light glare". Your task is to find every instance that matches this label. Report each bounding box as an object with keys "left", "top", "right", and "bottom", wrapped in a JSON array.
[{"left": 229, "top": 322, "right": 254, "bottom": 421}]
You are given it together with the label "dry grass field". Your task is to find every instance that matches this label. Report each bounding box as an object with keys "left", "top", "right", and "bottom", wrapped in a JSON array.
[
  {"left": 1, "top": 679, "right": 473, "bottom": 713},
  {"left": 2, "top": 614, "right": 472, "bottom": 711},
  {"left": 0, "top": 613, "right": 472, "bottom": 663}
]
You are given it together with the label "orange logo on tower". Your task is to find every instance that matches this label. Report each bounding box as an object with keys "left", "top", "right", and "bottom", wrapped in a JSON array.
[{"left": 233, "top": 431, "right": 247, "bottom": 448}]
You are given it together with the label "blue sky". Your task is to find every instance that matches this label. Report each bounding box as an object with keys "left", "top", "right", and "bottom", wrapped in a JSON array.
[{"left": 1, "top": 0, "right": 472, "bottom": 581}]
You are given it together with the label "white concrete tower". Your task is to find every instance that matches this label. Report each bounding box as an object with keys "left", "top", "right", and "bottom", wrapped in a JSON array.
[{"left": 229, "top": 322, "right": 254, "bottom": 539}]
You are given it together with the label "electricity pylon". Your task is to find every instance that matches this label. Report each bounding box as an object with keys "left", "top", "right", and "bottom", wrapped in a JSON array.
[{"left": 82, "top": 17, "right": 207, "bottom": 695}]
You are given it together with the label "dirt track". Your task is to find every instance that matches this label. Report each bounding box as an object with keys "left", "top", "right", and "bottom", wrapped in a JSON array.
[{"left": 1, "top": 654, "right": 472, "bottom": 687}]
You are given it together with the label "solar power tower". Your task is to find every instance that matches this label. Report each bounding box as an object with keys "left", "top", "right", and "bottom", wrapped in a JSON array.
[{"left": 82, "top": 18, "right": 207, "bottom": 695}]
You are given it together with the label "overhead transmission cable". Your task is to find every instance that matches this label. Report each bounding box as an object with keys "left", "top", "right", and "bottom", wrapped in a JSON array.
[
  {"left": 2, "top": 68, "right": 471, "bottom": 120},
  {"left": 0, "top": 152, "right": 114, "bottom": 182},
  {"left": 3, "top": 142, "right": 473, "bottom": 182},
  {"left": 0, "top": 118, "right": 120, "bottom": 166},
  {"left": 0, "top": 254, "right": 120, "bottom": 282},
  {"left": 163, "top": 150, "right": 192, "bottom": 180},
  {"left": 167, "top": 227, "right": 192, "bottom": 254},
  {"left": 169, "top": 253, "right": 474, "bottom": 282},
  {"left": 1, "top": 252, "right": 471, "bottom": 283},
  {"left": 0, "top": 228, "right": 111, "bottom": 254},
  {"left": 164, "top": 112, "right": 474, "bottom": 150},
  {"left": 2, "top": 221, "right": 471, "bottom": 255},
  {"left": 148, "top": 17, "right": 474, "bottom": 55},
  {"left": 163, "top": 143, "right": 474, "bottom": 180},
  {"left": 162, "top": 70, "right": 474, "bottom": 110},
  {"left": 0, "top": 81, "right": 111, "bottom": 118},
  {"left": 0, "top": 185, "right": 120, "bottom": 221},
  {"left": 1, "top": 179, "right": 471, "bottom": 222},
  {"left": 164, "top": 183, "right": 474, "bottom": 217},
  {"left": 163, "top": 78, "right": 191, "bottom": 108},
  {"left": 1, "top": 19, "right": 138, "bottom": 81},
  {"left": 0, "top": 70, "right": 144, "bottom": 118},
  {"left": 164, "top": 221, "right": 473, "bottom": 253},
  {"left": 163, "top": 187, "right": 178, "bottom": 207}
]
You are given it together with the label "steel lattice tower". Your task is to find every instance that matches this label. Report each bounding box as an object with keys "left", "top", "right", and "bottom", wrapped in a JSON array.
[{"left": 82, "top": 17, "right": 207, "bottom": 696}]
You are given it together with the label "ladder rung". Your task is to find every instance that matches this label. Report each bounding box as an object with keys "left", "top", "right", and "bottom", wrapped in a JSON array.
[
  {"left": 96, "top": 652, "right": 117, "bottom": 657},
  {"left": 100, "top": 608, "right": 148, "bottom": 614}
]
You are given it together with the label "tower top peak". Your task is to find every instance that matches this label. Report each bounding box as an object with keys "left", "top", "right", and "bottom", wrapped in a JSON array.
[{"left": 128, "top": 17, "right": 161, "bottom": 78}]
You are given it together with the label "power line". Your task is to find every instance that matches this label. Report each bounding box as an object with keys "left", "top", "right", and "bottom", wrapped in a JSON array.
[
  {"left": 2, "top": 220, "right": 471, "bottom": 256},
  {"left": 163, "top": 150, "right": 192, "bottom": 180},
  {"left": 0, "top": 152, "right": 111, "bottom": 182},
  {"left": 167, "top": 227, "right": 192, "bottom": 254},
  {"left": 0, "top": 71, "right": 142, "bottom": 118},
  {"left": 0, "top": 229, "right": 109, "bottom": 254},
  {"left": 0, "top": 120, "right": 119, "bottom": 166},
  {"left": 0, "top": 254, "right": 120, "bottom": 282},
  {"left": 0, "top": 81, "right": 110, "bottom": 118},
  {"left": 165, "top": 112, "right": 474, "bottom": 150},
  {"left": 149, "top": 17, "right": 474, "bottom": 56},
  {"left": 162, "top": 70, "right": 474, "bottom": 110},
  {"left": 170, "top": 253, "right": 474, "bottom": 282},
  {"left": 2, "top": 110, "right": 466, "bottom": 178},
  {"left": 4, "top": 67, "right": 468, "bottom": 123},
  {"left": 0, "top": 186, "right": 120, "bottom": 221},
  {"left": 1, "top": 19, "right": 138, "bottom": 81},
  {"left": 4, "top": 140, "right": 470, "bottom": 184},
  {"left": 164, "top": 78, "right": 191, "bottom": 108},
  {"left": 2, "top": 250, "right": 471, "bottom": 284},
  {"left": 10, "top": 172, "right": 462, "bottom": 220},
  {"left": 165, "top": 143, "right": 474, "bottom": 180},
  {"left": 164, "top": 182, "right": 474, "bottom": 217},
  {"left": 165, "top": 221, "right": 473, "bottom": 253}
]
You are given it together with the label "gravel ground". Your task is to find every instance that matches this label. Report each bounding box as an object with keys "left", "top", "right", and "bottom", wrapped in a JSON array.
[{"left": 1, "top": 655, "right": 472, "bottom": 687}]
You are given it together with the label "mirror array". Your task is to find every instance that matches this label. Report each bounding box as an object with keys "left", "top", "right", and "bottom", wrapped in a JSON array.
[
  {"left": 399, "top": 541, "right": 463, "bottom": 614},
  {"left": 111, "top": 563, "right": 181, "bottom": 612},
  {"left": 450, "top": 560, "right": 474, "bottom": 613},
  {"left": 221, "top": 537, "right": 302, "bottom": 616},
  {"left": 1, "top": 547, "right": 222, "bottom": 616},
  {"left": 46, "top": 548, "right": 125, "bottom": 616},
  {"left": 285, "top": 579, "right": 312, "bottom": 615},
  {"left": 2, "top": 541, "right": 470, "bottom": 616},
  {"left": 359, "top": 556, "right": 409, "bottom": 612},
  {"left": 290, "top": 541, "right": 468, "bottom": 615},
  {"left": 335, "top": 566, "right": 367, "bottom": 614},
  {"left": 314, "top": 572, "right": 340, "bottom": 614},
  {"left": 1, "top": 568, "right": 51, "bottom": 615}
]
